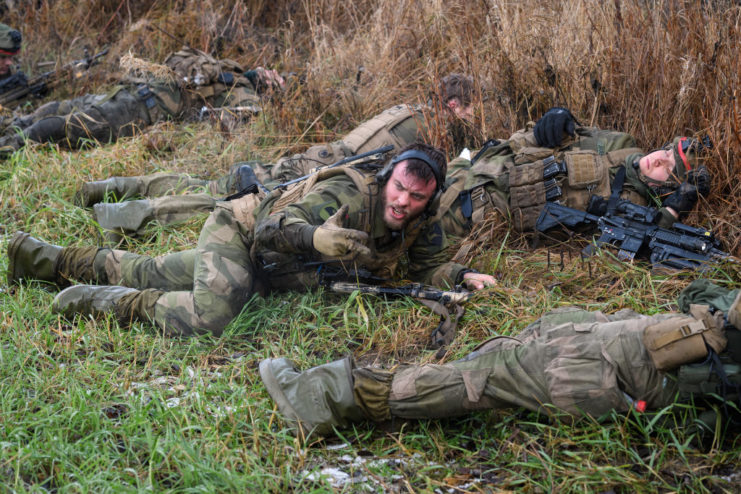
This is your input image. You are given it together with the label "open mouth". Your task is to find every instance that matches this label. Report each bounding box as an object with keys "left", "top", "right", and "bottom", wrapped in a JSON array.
[{"left": 389, "top": 205, "right": 406, "bottom": 220}]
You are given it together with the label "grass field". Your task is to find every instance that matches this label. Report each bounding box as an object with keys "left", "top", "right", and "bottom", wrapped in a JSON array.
[{"left": 2, "top": 0, "right": 741, "bottom": 491}]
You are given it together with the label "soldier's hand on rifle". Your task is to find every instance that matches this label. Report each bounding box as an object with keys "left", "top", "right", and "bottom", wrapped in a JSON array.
[
  {"left": 462, "top": 271, "right": 496, "bottom": 291},
  {"left": 663, "top": 165, "right": 711, "bottom": 218},
  {"left": 312, "top": 205, "right": 371, "bottom": 258},
  {"left": 533, "top": 107, "right": 577, "bottom": 148}
]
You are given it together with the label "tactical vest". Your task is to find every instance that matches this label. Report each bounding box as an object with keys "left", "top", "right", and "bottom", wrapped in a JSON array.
[
  {"left": 271, "top": 104, "right": 428, "bottom": 184},
  {"left": 466, "top": 126, "right": 644, "bottom": 232},
  {"left": 341, "top": 104, "right": 427, "bottom": 154},
  {"left": 254, "top": 164, "right": 435, "bottom": 288}
]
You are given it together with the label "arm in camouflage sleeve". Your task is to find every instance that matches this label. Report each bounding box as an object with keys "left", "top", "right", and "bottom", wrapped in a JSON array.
[
  {"left": 406, "top": 220, "right": 469, "bottom": 287},
  {"left": 253, "top": 176, "right": 365, "bottom": 255}
]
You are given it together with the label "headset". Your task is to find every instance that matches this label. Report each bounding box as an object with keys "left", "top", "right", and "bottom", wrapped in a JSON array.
[{"left": 375, "top": 149, "right": 446, "bottom": 216}]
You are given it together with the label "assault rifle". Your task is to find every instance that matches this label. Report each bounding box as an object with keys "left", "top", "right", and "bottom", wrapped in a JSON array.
[
  {"left": 330, "top": 281, "right": 472, "bottom": 306},
  {"left": 0, "top": 47, "right": 109, "bottom": 107},
  {"left": 272, "top": 144, "right": 395, "bottom": 191},
  {"left": 535, "top": 198, "right": 735, "bottom": 270},
  {"left": 330, "top": 280, "right": 471, "bottom": 349}
]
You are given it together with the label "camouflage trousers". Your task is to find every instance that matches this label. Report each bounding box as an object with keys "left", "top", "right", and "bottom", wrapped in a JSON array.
[
  {"left": 94, "top": 194, "right": 218, "bottom": 240},
  {"left": 91, "top": 203, "right": 254, "bottom": 336},
  {"left": 353, "top": 308, "right": 680, "bottom": 421},
  {"left": 19, "top": 88, "right": 151, "bottom": 148}
]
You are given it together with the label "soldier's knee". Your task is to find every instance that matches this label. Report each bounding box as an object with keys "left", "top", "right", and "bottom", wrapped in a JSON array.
[{"left": 24, "top": 116, "right": 67, "bottom": 143}]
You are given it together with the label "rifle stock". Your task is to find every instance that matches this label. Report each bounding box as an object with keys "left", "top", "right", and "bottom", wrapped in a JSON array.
[
  {"left": 330, "top": 281, "right": 471, "bottom": 306},
  {"left": 536, "top": 201, "right": 599, "bottom": 232}
]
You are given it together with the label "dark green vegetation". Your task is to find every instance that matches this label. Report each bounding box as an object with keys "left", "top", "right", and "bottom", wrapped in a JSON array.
[{"left": 2, "top": 0, "right": 740, "bottom": 491}]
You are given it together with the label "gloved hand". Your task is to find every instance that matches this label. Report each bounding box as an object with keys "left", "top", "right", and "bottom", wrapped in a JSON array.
[
  {"left": 686, "top": 165, "right": 711, "bottom": 197},
  {"left": 312, "top": 205, "right": 371, "bottom": 258},
  {"left": 662, "top": 166, "right": 711, "bottom": 217},
  {"left": 533, "top": 107, "right": 577, "bottom": 148},
  {"left": 244, "top": 67, "right": 285, "bottom": 92}
]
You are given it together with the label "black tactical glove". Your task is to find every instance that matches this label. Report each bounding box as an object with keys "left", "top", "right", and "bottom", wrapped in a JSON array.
[
  {"left": 662, "top": 166, "right": 710, "bottom": 217},
  {"left": 533, "top": 107, "right": 578, "bottom": 148}
]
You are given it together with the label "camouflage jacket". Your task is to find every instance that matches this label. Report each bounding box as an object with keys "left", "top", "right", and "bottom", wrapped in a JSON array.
[{"left": 252, "top": 173, "right": 469, "bottom": 291}]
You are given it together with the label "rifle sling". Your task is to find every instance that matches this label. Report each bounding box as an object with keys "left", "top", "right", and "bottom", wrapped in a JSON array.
[{"left": 422, "top": 299, "right": 465, "bottom": 348}]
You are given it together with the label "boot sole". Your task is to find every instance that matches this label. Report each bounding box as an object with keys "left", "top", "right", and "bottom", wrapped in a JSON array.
[
  {"left": 6, "top": 231, "right": 30, "bottom": 285},
  {"left": 258, "top": 359, "right": 305, "bottom": 430}
]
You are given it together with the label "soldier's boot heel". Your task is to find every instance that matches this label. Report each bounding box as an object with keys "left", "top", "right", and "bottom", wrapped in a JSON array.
[
  {"left": 7, "top": 231, "right": 64, "bottom": 286},
  {"left": 259, "top": 356, "right": 365, "bottom": 437},
  {"left": 75, "top": 177, "right": 141, "bottom": 208},
  {"left": 52, "top": 285, "right": 161, "bottom": 327}
]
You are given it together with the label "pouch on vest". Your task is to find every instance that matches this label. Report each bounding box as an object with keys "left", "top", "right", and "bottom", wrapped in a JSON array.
[{"left": 643, "top": 307, "right": 727, "bottom": 371}]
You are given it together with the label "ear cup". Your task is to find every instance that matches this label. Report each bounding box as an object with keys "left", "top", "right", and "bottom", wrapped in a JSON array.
[
  {"left": 375, "top": 161, "right": 396, "bottom": 186},
  {"left": 425, "top": 189, "right": 442, "bottom": 216}
]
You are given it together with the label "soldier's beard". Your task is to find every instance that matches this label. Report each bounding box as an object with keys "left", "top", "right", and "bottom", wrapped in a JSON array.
[{"left": 380, "top": 194, "right": 424, "bottom": 231}]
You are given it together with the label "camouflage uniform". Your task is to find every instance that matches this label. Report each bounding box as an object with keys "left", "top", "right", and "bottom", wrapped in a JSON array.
[
  {"left": 438, "top": 125, "right": 678, "bottom": 237},
  {"left": 260, "top": 298, "right": 739, "bottom": 437},
  {"left": 84, "top": 103, "right": 434, "bottom": 240},
  {"left": 353, "top": 307, "right": 681, "bottom": 422},
  {"left": 58, "top": 166, "right": 468, "bottom": 336},
  {"left": 0, "top": 48, "right": 264, "bottom": 152},
  {"left": 252, "top": 171, "right": 468, "bottom": 291}
]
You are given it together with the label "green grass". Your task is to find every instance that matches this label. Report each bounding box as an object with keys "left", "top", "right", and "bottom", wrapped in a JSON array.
[{"left": 2, "top": 126, "right": 740, "bottom": 492}]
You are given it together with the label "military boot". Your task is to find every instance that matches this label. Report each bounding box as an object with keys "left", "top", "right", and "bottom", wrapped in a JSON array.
[
  {"left": 235, "top": 163, "right": 268, "bottom": 194},
  {"left": 93, "top": 199, "right": 155, "bottom": 245},
  {"left": 8, "top": 231, "right": 103, "bottom": 287},
  {"left": 259, "top": 356, "right": 366, "bottom": 436},
  {"left": 7, "top": 231, "right": 63, "bottom": 285},
  {"left": 74, "top": 177, "right": 141, "bottom": 207},
  {"left": 52, "top": 285, "right": 162, "bottom": 326}
]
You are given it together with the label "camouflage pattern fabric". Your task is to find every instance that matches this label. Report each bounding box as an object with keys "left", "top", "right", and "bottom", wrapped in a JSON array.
[
  {"left": 439, "top": 127, "right": 677, "bottom": 237},
  {"left": 8, "top": 88, "right": 152, "bottom": 149},
  {"left": 94, "top": 194, "right": 218, "bottom": 238},
  {"left": 268, "top": 104, "right": 429, "bottom": 184},
  {"left": 353, "top": 308, "right": 682, "bottom": 422},
  {"left": 85, "top": 163, "right": 258, "bottom": 204},
  {"left": 90, "top": 203, "right": 254, "bottom": 336},
  {"left": 253, "top": 174, "right": 468, "bottom": 291},
  {"left": 79, "top": 169, "right": 466, "bottom": 336}
]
